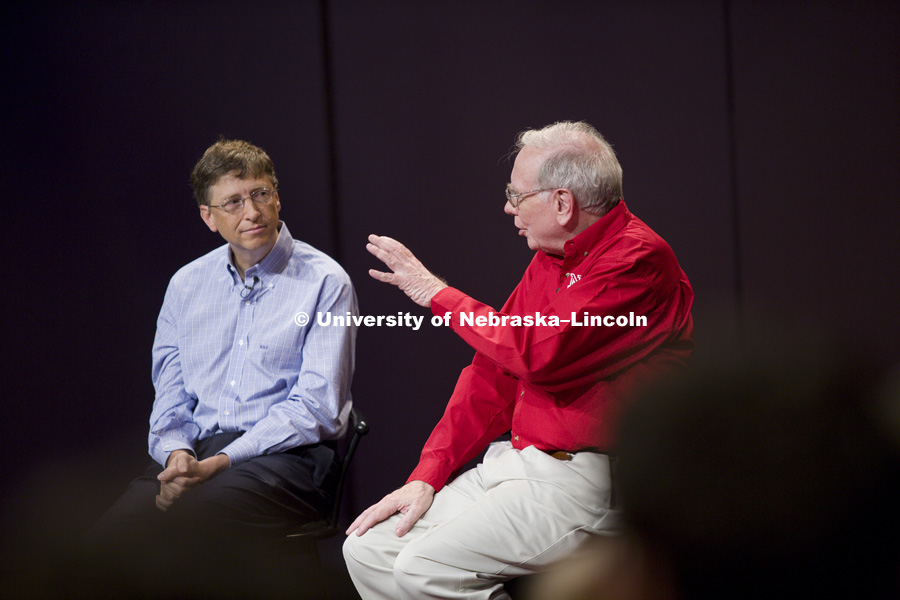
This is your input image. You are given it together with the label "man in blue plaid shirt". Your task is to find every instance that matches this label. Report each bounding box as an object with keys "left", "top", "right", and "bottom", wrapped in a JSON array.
[{"left": 91, "top": 139, "right": 357, "bottom": 585}]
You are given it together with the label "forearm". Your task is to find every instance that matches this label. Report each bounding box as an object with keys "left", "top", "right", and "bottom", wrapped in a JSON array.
[
  {"left": 218, "top": 395, "right": 348, "bottom": 465},
  {"left": 431, "top": 285, "right": 673, "bottom": 389},
  {"left": 150, "top": 282, "right": 200, "bottom": 465},
  {"left": 407, "top": 358, "right": 516, "bottom": 492},
  {"left": 148, "top": 405, "right": 200, "bottom": 466}
]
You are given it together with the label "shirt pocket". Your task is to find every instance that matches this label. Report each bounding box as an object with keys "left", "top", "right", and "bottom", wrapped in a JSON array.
[{"left": 253, "top": 318, "right": 304, "bottom": 377}]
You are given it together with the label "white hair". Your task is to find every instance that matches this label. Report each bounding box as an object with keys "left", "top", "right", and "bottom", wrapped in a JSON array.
[{"left": 516, "top": 121, "right": 623, "bottom": 216}]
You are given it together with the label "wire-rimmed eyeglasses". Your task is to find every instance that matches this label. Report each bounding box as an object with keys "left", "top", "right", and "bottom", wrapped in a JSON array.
[
  {"left": 208, "top": 187, "right": 277, "bottom": 214},
  {"left": 505, "top": 184, "right": 551, "bottom": 208}
]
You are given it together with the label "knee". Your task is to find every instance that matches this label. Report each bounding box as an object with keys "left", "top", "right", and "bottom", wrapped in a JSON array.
[
  {"left": 342, "top": 532, "right": 366, "bottom": 572},
  {"left": 343, "top": 530, "right": 438, "bottom": 596},
  {"left": 343, "top": 530, "right": 391, "bottom": 578},
  {"left": 393, "top": 547, "right": 444, "bottom": 596}
]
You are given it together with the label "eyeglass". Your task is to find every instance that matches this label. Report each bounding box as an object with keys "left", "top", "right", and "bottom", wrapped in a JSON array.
[
  {"left": 505, "top": 183, "right": 551, "bottom": 208},
  {"left": 208, "top": 187, "right": 277, "bottom": 214}
]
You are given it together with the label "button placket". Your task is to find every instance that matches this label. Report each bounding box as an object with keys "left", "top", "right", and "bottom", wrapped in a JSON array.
[{"left": 222, "top": 283, "right": 256, "bottom": 422}]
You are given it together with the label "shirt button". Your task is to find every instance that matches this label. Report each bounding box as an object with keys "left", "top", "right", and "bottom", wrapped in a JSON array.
[
  {"left": 520, "top": 391, "right": 525, "bottom": 397},
  {"left": 245, "top": 301, "right": 251, "bottom": 306},
  {"left": 223, "top": 410, "right": 230, "bottom": 416},
  {"left": 238, "top": 340, "right": 244, "bottom": 346},
  {"left": 514, "top": 435, "right": 519, "bottom": 441},
  {"left": 230, "top": 380, "right": 235, "bottom": 386}
]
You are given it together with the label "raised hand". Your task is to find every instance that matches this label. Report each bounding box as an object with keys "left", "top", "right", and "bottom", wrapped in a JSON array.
[{"left": 366, "top": 235, "right": 447, "bottom": 307}]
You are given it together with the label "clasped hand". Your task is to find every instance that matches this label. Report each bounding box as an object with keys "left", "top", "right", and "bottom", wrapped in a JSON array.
[
  {"left": 366, "top": 235, "right": 447, "bottom": 307},
  {"left": 156, "top": 450, "right": 230, "bottom": 511}
]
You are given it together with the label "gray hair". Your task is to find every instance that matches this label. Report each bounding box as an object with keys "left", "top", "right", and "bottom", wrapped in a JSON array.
[{"left": 515, "top": 121, "right": 623, "bottom": 216}]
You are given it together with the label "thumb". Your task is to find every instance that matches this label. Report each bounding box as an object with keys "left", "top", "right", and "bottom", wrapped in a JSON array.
[{"left": 369, "top": 269, "right": 396, "bottom": 283}]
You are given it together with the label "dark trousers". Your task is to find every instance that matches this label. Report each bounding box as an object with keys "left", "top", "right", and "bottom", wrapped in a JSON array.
[{"left": 85, "top": 433, "right": 339, "bottom": 598}]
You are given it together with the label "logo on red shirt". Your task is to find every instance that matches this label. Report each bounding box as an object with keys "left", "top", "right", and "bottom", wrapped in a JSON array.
[{"left": 566, "top": 273, "right": 582, "bottom": 289}]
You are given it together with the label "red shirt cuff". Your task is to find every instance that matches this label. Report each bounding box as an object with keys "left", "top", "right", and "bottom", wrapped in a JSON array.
[
  {"left": 431, "top": 287, "right": 467, "bottom": 317},
  {"left": 407, "top": 457, "right": 455, "bottom": 493}
]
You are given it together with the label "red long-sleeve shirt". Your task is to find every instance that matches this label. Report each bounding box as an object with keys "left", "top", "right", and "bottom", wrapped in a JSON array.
[{"left": 408, "top": 201, "right": 694, "bottom": 491}]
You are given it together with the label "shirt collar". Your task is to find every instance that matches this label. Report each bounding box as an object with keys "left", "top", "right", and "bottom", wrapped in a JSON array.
[
  {"left": 222, "top": 220, "right": 293, "bottom": 281},
  {"left": 559, "top": 200, "right": 631, "bottom": 267}
]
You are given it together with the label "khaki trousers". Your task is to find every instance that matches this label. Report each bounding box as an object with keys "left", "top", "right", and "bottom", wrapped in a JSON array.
[{"left": 343, "top": 441, "right": 621, "bottom": 600}]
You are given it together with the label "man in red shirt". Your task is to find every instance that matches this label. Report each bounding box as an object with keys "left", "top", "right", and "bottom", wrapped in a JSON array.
[{"left": 344, "top": 121, "right": 694, "bottom": 600}]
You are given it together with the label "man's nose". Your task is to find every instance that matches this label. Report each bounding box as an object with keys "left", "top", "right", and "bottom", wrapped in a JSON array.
[
  {"left": 242, "top": 198, "right": 262, "bottom": 219},
  {"left": 504, "top": 200, "right": 517, "bottom": 216}
]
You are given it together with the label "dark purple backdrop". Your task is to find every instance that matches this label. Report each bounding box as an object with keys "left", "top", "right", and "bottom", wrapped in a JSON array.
[{"left": 4, "top": 0, "right": 898, "bottom": 563}]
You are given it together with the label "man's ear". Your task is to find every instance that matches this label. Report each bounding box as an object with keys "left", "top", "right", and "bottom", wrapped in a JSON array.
[
  {"left": 200, "top": 205, "right": 218, "bottom": 233},
  {"left": 555, "top": 188, "right": 576, "bottom": 227}
]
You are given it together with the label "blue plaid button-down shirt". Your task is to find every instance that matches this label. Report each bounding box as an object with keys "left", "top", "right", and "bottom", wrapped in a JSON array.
[{"left": 149, "top": 222, "right": 357, "bottom": 467}]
